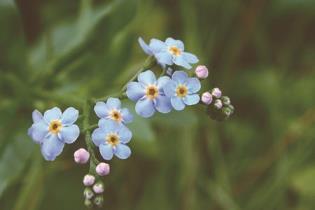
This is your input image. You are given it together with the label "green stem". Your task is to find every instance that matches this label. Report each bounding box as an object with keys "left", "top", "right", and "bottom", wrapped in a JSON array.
[{"left": 82, "top": 123, "right": 98, "bottom": 133}]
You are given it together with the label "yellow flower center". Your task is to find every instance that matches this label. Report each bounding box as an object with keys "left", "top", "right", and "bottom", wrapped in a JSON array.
[
  {"left": 49, "top": 120, "right": 62, "bottom": 134},
  {"left": 145, "top": 85, "right": 159, "bottom": 100},
  {"left": 106, "top": 133, "right": 120, "bottom": 146},
  {"left": 176, "top": 85, "right": 188, "bottom": 98},
  {"left": 168, "top": 46, "right": 181, "bottom": 56},
  {"left": 109, "top": 110, "right": 122, "bottom": 122}
]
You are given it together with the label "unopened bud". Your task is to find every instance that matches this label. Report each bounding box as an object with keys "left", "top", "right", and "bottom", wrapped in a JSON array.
[
  {"left": 195, "top": 65, "right": 209, "bottom": 79},
  {"left": 83, "top": 174, "right": 95, "bottom": 186},
  {"left": 93, "top": 183, "right": 104, "bottom": 194},
  {"left": 96, "top": 162, "right": 110, "bottom": 176},
  {"left": 201, "top": 92, "right": 213, "bottom": 105},
  {"left": 84, "top": 198, "right": 93, "bottom": 208},
  {"left": 74, "top": 148, "right": 90, "bottom": 164},
  {"left": 211, "top": 88, "right": 222, "bottom": 98},
  {"left": 84, "top": 188, "right": 94, "bottom": 199},
  {"left": 94, "top": 195, "right": 104, "bottom": 207},
  {"left": 214, "top": 99, "right": 223, "bottom": 109},
  {"left": 221, "top": 96, "right": 231, "bottom": 105}
]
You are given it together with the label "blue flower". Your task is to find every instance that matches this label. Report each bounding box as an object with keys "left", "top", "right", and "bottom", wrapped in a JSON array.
[
  {"left": 28, "top": 107, "right": 80, "bottom": 161},
  {"left": 91, "top": 119, "right": 132, "bottom": 160},
  {"left": 94, "top": 97, "right": 133, "bottom": 124},
  {"left": 163, "top": 71, "right": 201, "bottom": 110},
  {"left": 126, "top": 70, "right": 172, "bottom": 118},
  {"left": 138, "top": 37, "right": 199, "bottom": 69}
]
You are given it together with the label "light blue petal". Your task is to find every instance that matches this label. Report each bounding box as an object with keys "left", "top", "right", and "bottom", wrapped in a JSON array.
[
  {"left": 59, "top": 125, "right": 80, "bottom": 144},
  {"left": 163, "top": 80, "right": 177, "bottom": 97},
  {"left": 98, "top": 119, "right": 118, "bottom": 132},
  {"left": 155, "top": 95, "right": 172, "bottom": 113},
  {"left": 61, "top": 107, "right": 79, "bottom": 125},
  {"left": 115, "top": 144, "right": 131, "bottom": 159},
  {"left": 126, "top": 82, "right": 145, "bottom": 101},
  {"left": 149, "top": 38, "right": 167, "bottom": 53},
  {"left": 165, "top": 38, "right": 184, "bottom": 50},
  {"left": 183, "top": 52, "right": 199, "bottom": 63},
  {"left": 121, "top": 108, "right": 133, "bottom": 124},
  {"left": 135, "top": 98, "right": 155, "bottom": 118},
  {"left": 186, "top": 78, "right": 201, "bottom": 93},
  {"left": 157, "top": 76, "right": 170, "bottom": 89},
  {"left": 171, "top": 97, "right": 186, "bottom": 111},
  {"left": 172, "top": 71, "right": 188, "bottom": 83},
  {"left": 118, "top": 125, "right": 132, "bottom": 143},
  {"left": 106, "top": 97, "right": 121, "bottom": 109},
  {"left": 91, "top": 128, "right": 106, "bottom": 146},
  {"left": 94, "top": 101, "right": 110, "bottom": 118},
  {"left": 174, "top": 55, "right": 192, "bottom": 69},
  {"left": 138, "top": 70, "right": 156, "bottom": 85},
  {"left": 183, "top": 94, "right": 200, "bottom": 105},
  {"left": 31, "top": 121, "right": 49, "bottom": 143},
  {"left": 100, "top": 144, "right": 114, "bottom": 160},
  {"left": 155, "top": 52, "right": 173, "bottom": 65},
  {"left": 41, "top": 134, "right": 64, "bottom": 161},
  {"left": 138, "top": 37, "right": 153, "bottom": 55},
  {"left": 32, "top": 110, "right": 43, "bottom": 123},
  {"left": 43, "top": 107, "right": 62, "bottom": 123}
]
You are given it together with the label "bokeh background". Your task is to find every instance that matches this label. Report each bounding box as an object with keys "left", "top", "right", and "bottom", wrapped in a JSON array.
[{"left": 1, "top": 0, "right": 315, "bottom": 209}]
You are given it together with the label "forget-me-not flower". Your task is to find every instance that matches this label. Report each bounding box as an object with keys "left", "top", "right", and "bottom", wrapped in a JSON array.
[
  {"left": 94, "top": 97, "right": 133, "bottom": 124},
  {"left": 126, "top": 70, "right": 172, "bottom": 118},
  {"left": 92, "top": 119, "right": 132, "bottom": 160},
  {"left": 138, "top": 37, "right": 199, "bottom": 69},
  {"left": 163, "top": 71, "right": 201, "bottom": 111},
  {"left": 28, "top": 107, "right": 80, "bottom": 161}
]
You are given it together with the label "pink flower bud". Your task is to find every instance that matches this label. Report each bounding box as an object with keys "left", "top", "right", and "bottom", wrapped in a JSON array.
[
  {"left": 83, "top": 174, "right": 95, "bottom": 186},
  {"left": 93, "top": 183, "right": 104, "bottom": 194},
  {"left": 74, "top": 148, "right": 90, "bottom": 164},
  {"left": 214, "top": 99, "right": 223, "bottom": 109},
  {"left": 195, "top": 65, "right": 209, "bottom": 79},
  {"left": 211, "top": 87, "right": 222, "bottom": 98},
  {"left": 201, "top": 92, "right": 213, "bottom": 105},
  {"left": 96, "top": 162, "right": 110, "bottom": 176}
]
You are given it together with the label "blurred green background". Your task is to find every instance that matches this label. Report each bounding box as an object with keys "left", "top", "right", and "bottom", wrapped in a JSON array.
[{"left": 1, "top": 0, "right": 315, "bottom": 209}]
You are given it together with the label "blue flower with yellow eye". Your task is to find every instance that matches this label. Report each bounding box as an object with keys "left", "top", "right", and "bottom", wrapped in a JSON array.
[
  {"left": 28, "top": 107, "right": 80, "bottom": 161},
  {"left": 138, "top": 37, "right": 199, "bottom": 69},
  {"left": 126, "top": 70, "right": 172, "bottom": 118},
  {"left": 163, "top": 71, "right": 201, "bottom": 111},
  {"left": 94, "top": 97, "right": 133, "bottom": 124},
  {"left": 92, "top": 119, "right": 132, "bottom": 160}
]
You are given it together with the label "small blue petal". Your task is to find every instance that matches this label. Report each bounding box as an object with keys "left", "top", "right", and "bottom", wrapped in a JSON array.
[
  {"left": 172, "top": 71, "right": 188, "bottom": 83},
  {"left": 98, "top": 119, "right": 119, "bottom": 132},
  {"left": 183, "top": 52, "right": 198, "bottom": 64},
  {"left": 126, "top": 82, "right": 145, "bottom": 101},
  {"left": 41, "top": 134, "right": 64, "bottom": 161},
  {"left": 186, "top": 78, "right": 201, "bottom": 93},
  {"left": 115, "top": 144, "right": 131, "bottom": 159},
  {"left": 121, "top": 108, "right": 133, "bottom": 124},
  {"left": 92, "top": 128, "right": 106, "bottom": 146},
  {"left": 106, "top": 97, "right": 121, "bottom": 109},
  {"left": 31, "top": 121, "right": 48, "bottom": 143},
  {"left": 61, "top": 107, "right": 79, "bottom": 125},
  {"left": 32, "top": 110, "right": 43, "bottom": 123},
  {"left": 163, "top": 80, "right": 177, "bottom": 97},
  {"left": 174, "top": 55, "right": 192, "bottom": 69},
  {"left": 94, "top": 102, "right": 109, "bottom": 118},
  {"left": 149, "top": 38, "right": 167, "bottom": 53},
  {"left": 138, "top": 37, "right": 153, "bottom": 55},
  {"left": 155, "top": 95, "right": 172, "bottom": 113},
  {"left": 165, "top": 38, "right": 184, "bottom": 50},
  {"left": 118, "top": 125, "right": 132, "bottom": 144},
  {"left": 44, "top": 107, "right": 62, "bottom": 123},
  {"left": 171, "top": 97, "right": 186, "bottom": 111},
  {"left": 135, "top": 98, "right": 155, "bottom": 118},
  {"left": 59, "top": 125, "right": 80, "bottom": 144},
  {"left": 155, "top": 52, "right": 173, "bottom": 66},
  {"left": 100, "top": 144, "right": 114, "bottom": 160},
  {"left": 138, "top": 70, "right": 156, "bottom": 85},
  {"left": 157, "top": 76, "right": 171, "bottom": 89},
  {"left": 183, "top": 94, "right": 200, "bottom": 105}
]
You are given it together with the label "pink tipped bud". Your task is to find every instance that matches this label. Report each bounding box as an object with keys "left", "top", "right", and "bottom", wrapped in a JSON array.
[
  {"left": 93, "top": 183, "right": 104, "bottom": 194},
  {"left": 83, "top": 174, "right": 95, "bottom": 186},
  {"left": 195, "top": 65, "right": 209, "bottom": 79},
  {"left": 211, "top": 88, "right": 222, "bottom": 98},
  {"left": 214, "top": 99, "right": 223, "bottom": 109},
  {"left": 74, "top": 148, "right": 90, "bottom": 164},
  {"left": 96, "top": 162, "right": 110, "bottom": 176},
  {"left": 201, "top": 92, "right": 213, "bottom": 105}
]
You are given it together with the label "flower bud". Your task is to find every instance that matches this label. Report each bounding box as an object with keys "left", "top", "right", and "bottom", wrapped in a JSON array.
[
  {"left": 84, "top": 199, "right": 93, "bottom": 208},
  {"left": 222, "top": 107, "right": 233, "bottom": 117},
  {"left": 211, "top": 87, "right": 222, "bottom": 98},
  {"left": 195, "top": 65, "right": 209, "bottom": 79},
  {"left": 94, "top": 195, "right": 104, "bottom": 207},
  {"left": 84, "top": 188, "right": 94, "bottom": 199},
  {"left": 96, "top": 162, "right": 110, "bottom": 176},
  {"left": 214, "top": 99, "right": 223, "bottom": 109},
  {"left": 221, "top": 96, "right": 231, "bottom": 105},
  {"left": 201, "top": 92, "right": 213, "bottom": 105},
  {"left": 83, "top": 174, "right": 95, "bottom": 186},
  {"left": 93, "top": 182, "right": 104, "bottom": 194},
  {"left": 74, "top": 148, "right": 90, "bottom": 164}
]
